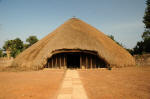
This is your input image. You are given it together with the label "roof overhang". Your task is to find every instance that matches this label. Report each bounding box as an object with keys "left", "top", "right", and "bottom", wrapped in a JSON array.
[{"left": 51, "top": 49, "right": 98, "bottom": 56}]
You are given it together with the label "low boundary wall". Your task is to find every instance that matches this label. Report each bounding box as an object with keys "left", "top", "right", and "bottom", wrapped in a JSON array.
[
  {"left": 0, "top": 57, "right": 14, "bottom": 67},
  {"left": 134, "top": 54, "right": 150, "bottom": 66}
]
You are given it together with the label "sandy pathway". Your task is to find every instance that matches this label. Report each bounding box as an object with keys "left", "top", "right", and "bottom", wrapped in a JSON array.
[{"left": 57, "top": 70, "right": 88, "bottom": 99}]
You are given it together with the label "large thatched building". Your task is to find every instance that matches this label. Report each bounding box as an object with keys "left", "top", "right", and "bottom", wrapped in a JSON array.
[{"left": 12, "top": 18, "right": 135, "bottom": 69}]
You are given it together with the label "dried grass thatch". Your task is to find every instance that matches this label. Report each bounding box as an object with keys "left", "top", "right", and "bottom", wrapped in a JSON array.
[{"left": 12, "top": 18, "right": 135, "bottom": 69}]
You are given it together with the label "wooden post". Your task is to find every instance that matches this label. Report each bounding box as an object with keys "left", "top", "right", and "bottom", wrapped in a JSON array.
[
  {"left": 64, "top": 55, "right": 66, "bottom": 69},
  {"left": 59, "top": 55, "right": 60, "bottom": 68},
  {"left": 55, "top": 55, "right": 58, "bottom": 68},
  {"left": 96, "top": 58, "right": 98, "bottom": 68},
  {"left": 54, "top": 56, "right": 56, "bottom": 68},
  {"left": 60, "top": 55, "right": 62, "bottom": 68},
  {"left": 49, "top": 59, "right": 50, "bottom": 68},
  {"left": 48, "top": 59, "right": 49, "bottom": 68},
  {"left": 52, "top": 57, "right": 53, "bottom": 68},
  {"left": 94, "top": 57, "right": 96, "bottom": 68},
  {"left": 62, "top": 55, "right": 64, "bottom": 69},
  {"left": 90, "top": 56, "right": 92, "bottom": 69},
  {"left": 58, "top": 55, "right": 60, "bottom": 69},
  {"left": 80, "top": 54, "right": 82, "bottom": 69},
  {"left": 47, "top": 60, "right": 49, "bottom": 68},
  {"left": 50, "top": 59, "right": 52, "bottom": 68},
  {"left": 86, "top": 55, "right": 88, "bottom": 69}
]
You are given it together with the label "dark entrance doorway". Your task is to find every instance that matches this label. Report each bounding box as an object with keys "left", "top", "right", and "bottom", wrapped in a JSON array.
[
  {"left": 67, "top": 53, "right": 80, "bottom": 69},
  {"left": 46, "top": 49, "right": 108, "bottom": 69}
]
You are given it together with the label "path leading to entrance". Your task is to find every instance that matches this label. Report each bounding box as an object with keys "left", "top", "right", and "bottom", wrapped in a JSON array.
[{"left": 57, "top": 70, "right": 88, "bottom": 99}]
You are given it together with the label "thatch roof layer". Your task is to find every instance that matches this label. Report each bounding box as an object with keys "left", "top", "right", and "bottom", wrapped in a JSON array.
[{"left": 12, "top": 18, "right": 135, "bottom": 69}]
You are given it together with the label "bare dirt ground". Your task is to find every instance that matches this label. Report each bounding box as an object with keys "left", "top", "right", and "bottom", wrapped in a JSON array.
[
  {"left": 78, "top": 66, "right": 150, "bottom": 99},
  {"left": 0, "top": 69, "right": 65, "bottom": 99},
  {"left": 1, "top": 66, "right": 150, "bottom": 99}
]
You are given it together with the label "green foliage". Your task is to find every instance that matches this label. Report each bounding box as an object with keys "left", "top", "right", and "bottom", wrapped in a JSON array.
[
  {"left": 23, "top": 43, "right": 29, "bottom": 50},
  {"left": 2, "top": 53, "right": 7, "bottom": 57},
  {"left": 0, "top": 35, "right": 39, "bottom": 58},
  {"left": 126, "top": 49, "right": 134, "bottom": 55},
  {"left": 0, "top": 49, "right": 3, "bottom": 57},
  {"left": 3, "top": 38, "right": 24, "bottom": 58},
  {"left": 109, "top": 35, "right": 115, "bottom": 41},
  {"left": 26, "top": 36, "right": 38, "bottom": 47},
  {"left": 133, "top": 41, "right": 144, "bottom": 54},
  {"left": 143, "top": 37, "right": 150, "bottom": 52},
  {"left": 3, "top": 38, "right": 24, "bottom": 51},
  {"left": 133, "top": 35, "right": 150, "bottom": 55},
  {"left": 133, "top": 0, "right": 150, "bottom": 55},
  {"left": 142, "top": 30, "right": 150, "bottom": 40},
  {"left": 142, "top": 0, "right": 150, "bottom": 53},
  {"left": 143, "top": 0, "right": 150, "bottom": 29}
]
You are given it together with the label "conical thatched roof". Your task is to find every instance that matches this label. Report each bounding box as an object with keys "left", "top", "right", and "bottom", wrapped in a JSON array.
[{"left": 12, "top": 18, "right": 135, "bottom": 69}]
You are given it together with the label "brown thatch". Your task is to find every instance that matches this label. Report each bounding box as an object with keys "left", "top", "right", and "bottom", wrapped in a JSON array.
[{"left": 12, "top": 18, "right": 135, "bottom": 69}]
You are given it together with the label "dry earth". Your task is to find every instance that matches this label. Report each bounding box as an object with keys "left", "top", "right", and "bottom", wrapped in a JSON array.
[
  {"left": 0, "top": 66, "right": 150, "bottom": 99},
  {"left": 0, "top": 69, "right": 65, "bottom": 99},
  {"left": 78, "top": 66, "right": 150, "bottom": 99}
]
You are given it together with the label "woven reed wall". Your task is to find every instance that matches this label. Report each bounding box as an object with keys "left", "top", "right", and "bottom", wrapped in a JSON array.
[
  {"left": 134, "top": 54, "right": 150, "bottom": 66},
  {"left": 0, "top": 57, "right": 14, "bottom": 67}
]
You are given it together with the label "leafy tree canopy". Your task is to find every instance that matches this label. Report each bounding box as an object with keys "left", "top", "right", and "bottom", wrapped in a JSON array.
[
  {"left": 0, "top": 48, "right": 3, "bottom": 57},
  {"left": 0, "top": 35, "right": 38, "bottom": 58},
  {"left": 143, "top": 0, "right": 150, "bottom": 29},
  {"left": 3, "top": 38, "right": 24, "bottom": 57},
  {"left": 26, "top": 36, "right": 38, "bottom": 47},
  {"left": 133, "top": 0, "right": 150, "bottom": 55}
]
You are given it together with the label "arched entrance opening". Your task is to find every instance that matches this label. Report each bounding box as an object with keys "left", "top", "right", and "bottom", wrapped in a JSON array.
[
  {"left": 45, "top": 49, "right": 108, "bottom": 69},
  {"left": 67, "top": 53, "right": 80, "bottom": 69}
]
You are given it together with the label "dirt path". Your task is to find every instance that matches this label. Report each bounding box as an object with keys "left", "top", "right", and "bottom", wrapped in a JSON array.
[{"left": 57, "top": 70, "right": 88, "bottom": 99}]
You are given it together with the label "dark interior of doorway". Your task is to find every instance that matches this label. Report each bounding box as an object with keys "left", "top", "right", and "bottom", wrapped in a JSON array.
[{"left": 67, "top": 53, "right": 80, "bottom": 69}]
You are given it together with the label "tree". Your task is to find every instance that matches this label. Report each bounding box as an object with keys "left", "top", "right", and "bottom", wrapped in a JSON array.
[
  {"left": 143, "top": 38, "right": 150, "bottom": 52},
  {"left": 142, "top": 0, "right": 150, "bottom": 53},
  {"left": 133, "top": 0, "right": 150, "bottom": 54},
  {"left": 133, "top": 41, "right": 144, "bottom": 54},
  {"left": 0, "top": 49, "right": 3, "bottom": 57},
  {"left": 23, "top": 43, "right": 29, "bottom": 50},
  {"left": 142, "top": 30, "right": 150, "bottom": 40},
  {"left": 0, "top": 35, "right": 38, "bottom": 57},
  {"left": 3, "top": 38, "right": 24, "bottom": 57},
  {"left": 126, "top": 48, "right": 134, "bottom": 55},
  {"left": 143, "top": 0, "right": 150, "bottom": 29},
  {"left": 26, "top": 36, "right": 38, "bottom": 47},
  {"left": 108, "top": 35, "right": 115, "bottom": 41}
]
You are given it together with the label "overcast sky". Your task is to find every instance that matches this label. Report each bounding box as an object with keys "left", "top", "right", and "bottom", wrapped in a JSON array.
[{"left": 0, "top": 0, "right": 146, "bottom": 48}]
